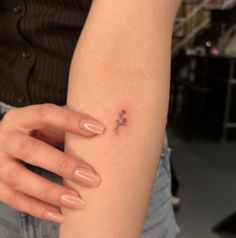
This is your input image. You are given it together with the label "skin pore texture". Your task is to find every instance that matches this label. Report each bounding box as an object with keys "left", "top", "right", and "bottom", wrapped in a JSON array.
[{"left": 59, "top": 0, "right": 181, "bottom": 237}]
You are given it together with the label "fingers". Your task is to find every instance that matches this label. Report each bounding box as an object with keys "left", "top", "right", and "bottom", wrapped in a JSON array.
[
  {"left": 0, "top": 157, "right": 86, "bottom": 211},
  {"left": 0, "top": 180, "right": 65, "bottom": 223},
  {"left": 30, "top": 127, "right": 65, "bottom": 146},
  {"left": 0, "top": 102, "right": 105, "bottom": 223},
  {"left": 3, "top": 103, "right": 106, "bottom": 137},
  {"left": 3, "top": 132, "right": 101, "bottom": 187}
]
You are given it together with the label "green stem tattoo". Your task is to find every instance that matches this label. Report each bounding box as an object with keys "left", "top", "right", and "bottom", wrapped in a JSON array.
[{"left": 113, "top": 109, "right": 128, "bottom": 134}]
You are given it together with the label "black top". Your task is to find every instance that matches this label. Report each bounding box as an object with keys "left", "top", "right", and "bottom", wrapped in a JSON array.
[{"left": 0, "top": 0, "right": 92, "bottom": 107}]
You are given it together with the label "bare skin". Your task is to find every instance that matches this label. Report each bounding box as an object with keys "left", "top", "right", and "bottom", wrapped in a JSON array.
[
  {"left": 59, "top": 0, "right": 181, "bottom": 236},
  {"left": 0, "top": 103, "right": 105, "bottom": 223}
]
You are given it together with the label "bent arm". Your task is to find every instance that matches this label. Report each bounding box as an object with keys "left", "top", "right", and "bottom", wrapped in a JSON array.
[{"left": 59, "top": 0, "right": 181, "bottom": 237}]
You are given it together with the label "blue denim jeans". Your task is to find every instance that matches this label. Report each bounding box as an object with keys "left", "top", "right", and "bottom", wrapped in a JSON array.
[{"left": 0, "top": 101, "right": 180, "bottom": 238}]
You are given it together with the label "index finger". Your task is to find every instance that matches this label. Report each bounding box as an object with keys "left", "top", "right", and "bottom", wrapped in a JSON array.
[{"left": 4, "top": 103, "right": 106, "bottom": 137}]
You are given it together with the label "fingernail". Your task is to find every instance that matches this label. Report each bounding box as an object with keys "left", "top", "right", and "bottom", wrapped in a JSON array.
[
  {"left": 73, "top": 168, "right": 101, "bottom": 186},
  {"left": 80, "top": 118, "right": 105, "bottom": 135},
  {"left": 45, "top": 211, "right": 65, "bottom": 223},
  {"left": 60, "top": 194, "right": 85, "bottom": 209}
]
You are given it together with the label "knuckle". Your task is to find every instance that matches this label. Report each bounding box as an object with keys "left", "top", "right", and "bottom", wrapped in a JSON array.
[
  {"left": 27, "top": 203, "right": 42, "bottom": 218},
  {"left": 57, "top": 157, "right": 71, "bottom": 175},
  {"left": 63, "top": 111, "right": 75, "bottom": 128},
  {"left": 4, "top": 166, "right": 21, "bottom": 189},
  {"left": 0, "top": 109, "right": 18, "bottom": 126},
  {"left": 40, "top": 208, "right": 48, "bottom": 220},
  {"left": 42, "top": 184, "right": 54, "bottom": 202},
  {"left": 37, "top": 103, "right": 56, "bottom": 122},
  {"left": 18, "top": 136, "right": 39, "bottom": 158},
  {"left": 7, "top": 194, "right": 21, "bottom": 211}
]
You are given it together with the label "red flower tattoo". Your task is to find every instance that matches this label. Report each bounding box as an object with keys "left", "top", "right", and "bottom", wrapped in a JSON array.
[
  {"left": 113, "top": 109, "right": 128, "bottom": 134},
  {"left": 122, "top": 118, "right": 128, "bottom": 123}
]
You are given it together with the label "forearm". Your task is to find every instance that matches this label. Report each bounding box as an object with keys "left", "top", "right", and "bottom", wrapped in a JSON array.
[{"left": 59, "top": 0, "right": 180, "bottom": 237}]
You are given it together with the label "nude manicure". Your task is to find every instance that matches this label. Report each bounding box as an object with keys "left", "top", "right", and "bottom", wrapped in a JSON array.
[
  {"left": 80, "top": 118, "right": 105, "bottom": 135},
  {"left": 45, "top": 211, "right": 65, "bottom": 223},
  {"left": 60, "top": 194, "right": 85, "bottom": 209},
  {"left": 73, "top": 168, "right": 101, "bottom": 186}
]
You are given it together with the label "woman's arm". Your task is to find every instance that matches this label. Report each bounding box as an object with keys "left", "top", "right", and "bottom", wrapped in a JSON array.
[{"left": 59, "top": 0, "right": 181, "bottom": 237}]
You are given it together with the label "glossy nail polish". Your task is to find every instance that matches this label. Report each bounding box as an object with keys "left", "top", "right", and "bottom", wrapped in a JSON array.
[
  {"left": 45, "top": 211, "right": 65, "bottom": 223},
  {"left": 80, "top": 118, "right": 105, "bottom": 134},
  {"left": 73, "top": 168, "right": 101, "bottom": 186},
  {"left": 60, "top": 194, "right": 85, "bottom": 209}
]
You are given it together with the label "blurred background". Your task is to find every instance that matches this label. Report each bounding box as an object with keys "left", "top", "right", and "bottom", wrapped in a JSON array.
[{"left": 169, "top": 0, "right": 236, "bottom": 237}]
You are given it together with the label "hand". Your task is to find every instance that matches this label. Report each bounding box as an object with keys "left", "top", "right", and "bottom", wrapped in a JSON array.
[
  {"left": 0, "top": 103, "right": 106, "bottom": 223},
  {"left": 29, "top": 105, "right": 71, "bottom": 146}
]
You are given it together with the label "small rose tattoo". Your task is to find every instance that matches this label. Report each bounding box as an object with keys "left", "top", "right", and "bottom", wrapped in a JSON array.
[{"left": 113, "top": 109, "right": 128, "bottom": 134}]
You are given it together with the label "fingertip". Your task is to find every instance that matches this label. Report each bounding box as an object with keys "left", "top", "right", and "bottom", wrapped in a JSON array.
[
  {"left": 45, "top": 210, "right": 65, "bottom": 223},
  {"left": 79, "top": 118, "right": 106, "bottom": 136}
]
